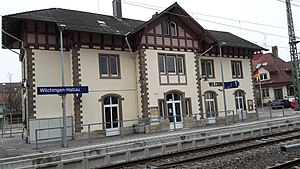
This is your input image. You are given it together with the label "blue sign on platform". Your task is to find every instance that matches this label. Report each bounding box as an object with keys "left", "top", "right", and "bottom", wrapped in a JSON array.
[
  {"left": 37, "top": 86, "right": 89, "bottom": 95},
  {"left": 224, "top": 81, "right": 239, "bottom": 89}
]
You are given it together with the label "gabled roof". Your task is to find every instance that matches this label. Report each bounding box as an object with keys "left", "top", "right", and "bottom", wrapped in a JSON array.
[
  {"left": 3, "top": 8, "right": 144, "bottom": 36},
  {"left": 252, "top": 53, "right": 292, "bottom": 85},
  {"left": 207, "top": 30, "right": 265, "bottom": 51},
  {"left": 2, "top": 3, "right": 264, "bottom": 51}
]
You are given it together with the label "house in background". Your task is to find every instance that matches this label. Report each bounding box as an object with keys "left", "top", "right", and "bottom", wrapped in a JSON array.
[
  {"left": 0, "top": 82, "right": 23, "bottom": 123},
  {"left": 2, "top": 1, "right": 264, "bottom": 141},
  {"left": 252, "top": 46, "right": 293, "bottom": 106}
]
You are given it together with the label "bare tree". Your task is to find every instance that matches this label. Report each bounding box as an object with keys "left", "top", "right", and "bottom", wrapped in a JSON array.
[{"left": 5, "top": 73, "right": 22, "bottom": 137}]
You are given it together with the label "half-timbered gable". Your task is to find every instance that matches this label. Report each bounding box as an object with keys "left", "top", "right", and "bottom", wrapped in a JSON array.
[{"left": 131, "top": 3, "right": 216, "bottom": 52}]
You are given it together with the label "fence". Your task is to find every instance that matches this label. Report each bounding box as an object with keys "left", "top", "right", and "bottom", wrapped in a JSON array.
[{"left": 32, "top": 107, "right": 297, "bottom": 149}]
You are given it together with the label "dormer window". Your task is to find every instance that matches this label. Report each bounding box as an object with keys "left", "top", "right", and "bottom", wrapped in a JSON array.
[
  {"left": 260, "top": 73, "right": 268, "bottom": 81},
  {"left": 162, "top": 20, "right": 177, "bottom": 36}
]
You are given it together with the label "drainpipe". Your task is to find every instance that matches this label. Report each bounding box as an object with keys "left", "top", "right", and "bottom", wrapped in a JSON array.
[
  {"left": 200, "top": 45, "right": 214, "bottom": 56},
  {"left": 2, "top": 28, "right": 28, "bottom": 140},
  {"left": 124, "top": 32, "right": 140, "bottom": 120},
  {"left": 2, "top": 29, "right": 26, "bottom": 59}
]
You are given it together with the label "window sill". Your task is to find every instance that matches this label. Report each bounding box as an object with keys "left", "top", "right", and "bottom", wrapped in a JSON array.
[{"left": 100, "top": 76, "right": 121, "bottom": 79}]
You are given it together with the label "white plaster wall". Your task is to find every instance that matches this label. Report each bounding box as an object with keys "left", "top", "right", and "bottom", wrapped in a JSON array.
[
  {"left": 200, "top": 55, "right": 255, "bottom": 115},
  {"left": 34, "top": 50, "right": 73, "bottom": 119},
  {"left": 145, "top": 49, "right": 200, "bottom": 114},
  {"left": 79, "top": 49, "right": 139, "bottom": 128}
]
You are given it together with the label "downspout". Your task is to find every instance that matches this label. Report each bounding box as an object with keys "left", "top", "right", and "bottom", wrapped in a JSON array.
[
  {"left": 2, "top": 28, "right": 26, "bottom": 59},
  {"left": 2, "top": 28, "right": 28, "bottom": 141},
  {"left": 125, "top": 32, "right": 140, "bottom": 119},
  {"left": 200, "top": 45, "right": 214, "bottom": 56}
]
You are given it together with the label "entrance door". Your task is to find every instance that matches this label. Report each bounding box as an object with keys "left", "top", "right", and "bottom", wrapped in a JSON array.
[
  {"left": 235, "top": 90, "right": 245, "bottom": 110},
  {"left": 274, "top": 88, "right": 283, "bottom": 100},
  {"left": 204, "top": 92, "right": 217, "bottom": 123},
  {"left": 235, "top": 90, "right": 246, "bottom": 119},
  {"left": 167, "top": 93, "right": 183, "bottom": 129},
  {"left": 104, "top": 96, "right": 120, "bottom": 136}
]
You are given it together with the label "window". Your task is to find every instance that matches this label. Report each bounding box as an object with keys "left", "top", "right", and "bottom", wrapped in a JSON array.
[
  {"left": 158, "top": 54, "right": 185, "bottom": 75},
  {"left": 159, "top": 56, "right": 166, "bottom": 74},
  {"left": 99, "top": 54, "right": 120, "bottom": 78},
  {"left": 163, "top": 20, "right": 177, "bottom": 36},
  {"left": 185, "top": 98, "right": 192, "bottom": 115},
  {"left": 170, "top": 22, "right": 177, "bottom": 36},
  {"left": 201, "top": 60, "right": 214, "bottom": 78},
  {"left": 158, "top": 100, "right": 165, "bottom": 118},
  {"left": 167, "top": 56, "right": 176, "bottom": 74},
  {"left": 204, "top": 92, "right": 217, "bottom": 118},
  {"left": 231, "top": 61, "right": 243, "bottom": 78},
  {"left": 162, "top": 20, "right": 170, "bottom": 35},
  {"left": 262, "top": 88, "right": 270, "bottom": 98},
  {"left": 260, "top": 73, "right": 268, "bottom": 81},
  {"left": 178, "top": 56, "right": 184, "bottom": 74}
]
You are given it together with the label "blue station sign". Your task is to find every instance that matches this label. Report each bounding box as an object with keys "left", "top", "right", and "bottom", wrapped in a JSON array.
[
  {"left": 37, "top": 86, "right": 89, "bottom": 95},
  {"left": 224, "top": 81, "right": 240, "bottom": 89}
]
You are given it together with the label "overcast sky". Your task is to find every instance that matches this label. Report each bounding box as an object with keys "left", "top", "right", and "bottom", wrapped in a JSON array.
[{"left": 1, "top": 0, "right": 300, "bottom": 83}]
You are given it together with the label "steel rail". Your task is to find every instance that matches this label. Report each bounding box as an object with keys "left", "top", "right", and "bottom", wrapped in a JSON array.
[
  {"left": 266, "top": 158, "right": 300, "bottom": 169},
  {"left": 98, "top": 129, "right": 300, "bottom": 169}
]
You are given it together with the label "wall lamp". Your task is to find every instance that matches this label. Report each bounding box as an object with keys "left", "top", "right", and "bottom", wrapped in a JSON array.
[{"left": 200, "top": 74, "right": 208, "bottom": 81}]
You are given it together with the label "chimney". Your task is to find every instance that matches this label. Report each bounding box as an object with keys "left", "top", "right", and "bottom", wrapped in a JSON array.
[
  {"left": 272, "top": 46, "right": 278, "bottom": 58},
  {"left": 113, "top": 0, "right": 122, "bottom": 19}
]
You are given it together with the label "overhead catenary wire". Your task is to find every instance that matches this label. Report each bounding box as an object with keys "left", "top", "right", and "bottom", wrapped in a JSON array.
[
  {"left": 122, "top": 0, "right": 289, "bottom": 39},
  {"left": 277, "top": 0, "right": 300, "bottom": 7},
  {"left": 123, "top": 0, "right": 300, "bottom": 32}
]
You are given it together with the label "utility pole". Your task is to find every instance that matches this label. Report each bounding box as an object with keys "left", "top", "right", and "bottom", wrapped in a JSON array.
[{"left": 285, "top": 0, "right": 300, "bottom": 109}]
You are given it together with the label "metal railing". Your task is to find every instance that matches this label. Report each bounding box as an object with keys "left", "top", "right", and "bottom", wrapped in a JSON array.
[{"left": 31, "top": 107, "right": 297, "bottom": 149}]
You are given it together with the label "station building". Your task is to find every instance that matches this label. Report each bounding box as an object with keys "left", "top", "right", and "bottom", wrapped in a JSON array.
[{"left": 2, "top": 1, "right": 264, "bottom": 140}]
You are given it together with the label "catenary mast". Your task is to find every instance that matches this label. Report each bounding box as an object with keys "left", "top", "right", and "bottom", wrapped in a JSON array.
[{"left": 285, "top": 0, "right": 300, "bottom": 109}]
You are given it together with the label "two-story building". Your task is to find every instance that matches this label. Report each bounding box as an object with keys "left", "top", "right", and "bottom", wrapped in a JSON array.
[
  {"left": 252, "top": 47, "right": 293, "bottom": 106},
  {"left": 2, "top": 1, "right": 264, "bottom": 140}
]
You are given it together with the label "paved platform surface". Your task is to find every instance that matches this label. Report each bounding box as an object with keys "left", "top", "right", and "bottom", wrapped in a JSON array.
[{"left": 0, "top": 107, "right": 299, "bottom": 159}]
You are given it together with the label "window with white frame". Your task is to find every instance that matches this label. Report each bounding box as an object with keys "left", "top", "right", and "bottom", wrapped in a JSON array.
[
  {"left": 170, "top": 22, "right": 177, "bottom": 36},
  {"left": 162, "top": 20, "right": 177, "bottom": 36},
  {"left": 99, "top": 54, "right": 120, "bottom": 78},
  {"left": 231, "top": 61, "right": 243, "bottom": 78},
  {"left": 162, "top": 20, "right": 170, "bottom": 35},
  {"left": 158, "top": 56, "right": 166, "bottom": 74},
  {"left": 167, "top": 56, "right": 176, "bottom": 74},
  {"left": 260, "top": 73, "right": 268, "bottom": 81},
  {"left": 201, "top": 59, "right": 214, "bottom": 78},
  {"left": 177, "top": 56, "right": 184, "bottom": 74},
  {"left": 262, "top": 88, "right": 270, "bottom": 98},
  {"left": 158, "top": 100, "right": 165, "bottom": 118},
  {"left": 158, "top": 54, "right": 185, "bottom": 75}
]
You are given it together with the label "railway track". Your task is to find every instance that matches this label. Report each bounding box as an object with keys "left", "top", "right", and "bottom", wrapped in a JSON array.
[
  {"left": 99, "top": 130, "right": 300, "bottom": 169},
  {"left": 266, "top": 158, "right": 300, "bottom": 169}
]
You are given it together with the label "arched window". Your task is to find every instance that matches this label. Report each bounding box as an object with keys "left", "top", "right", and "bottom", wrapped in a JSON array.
[
  {"left": 163, "top": 20, "right": 170, "bottom": 35},
  {"left": 162, "top": 20, "right": 177, "bottom": 36},
  {"left": 170, "top": 22, "right": 177, "bottom": 36}
]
